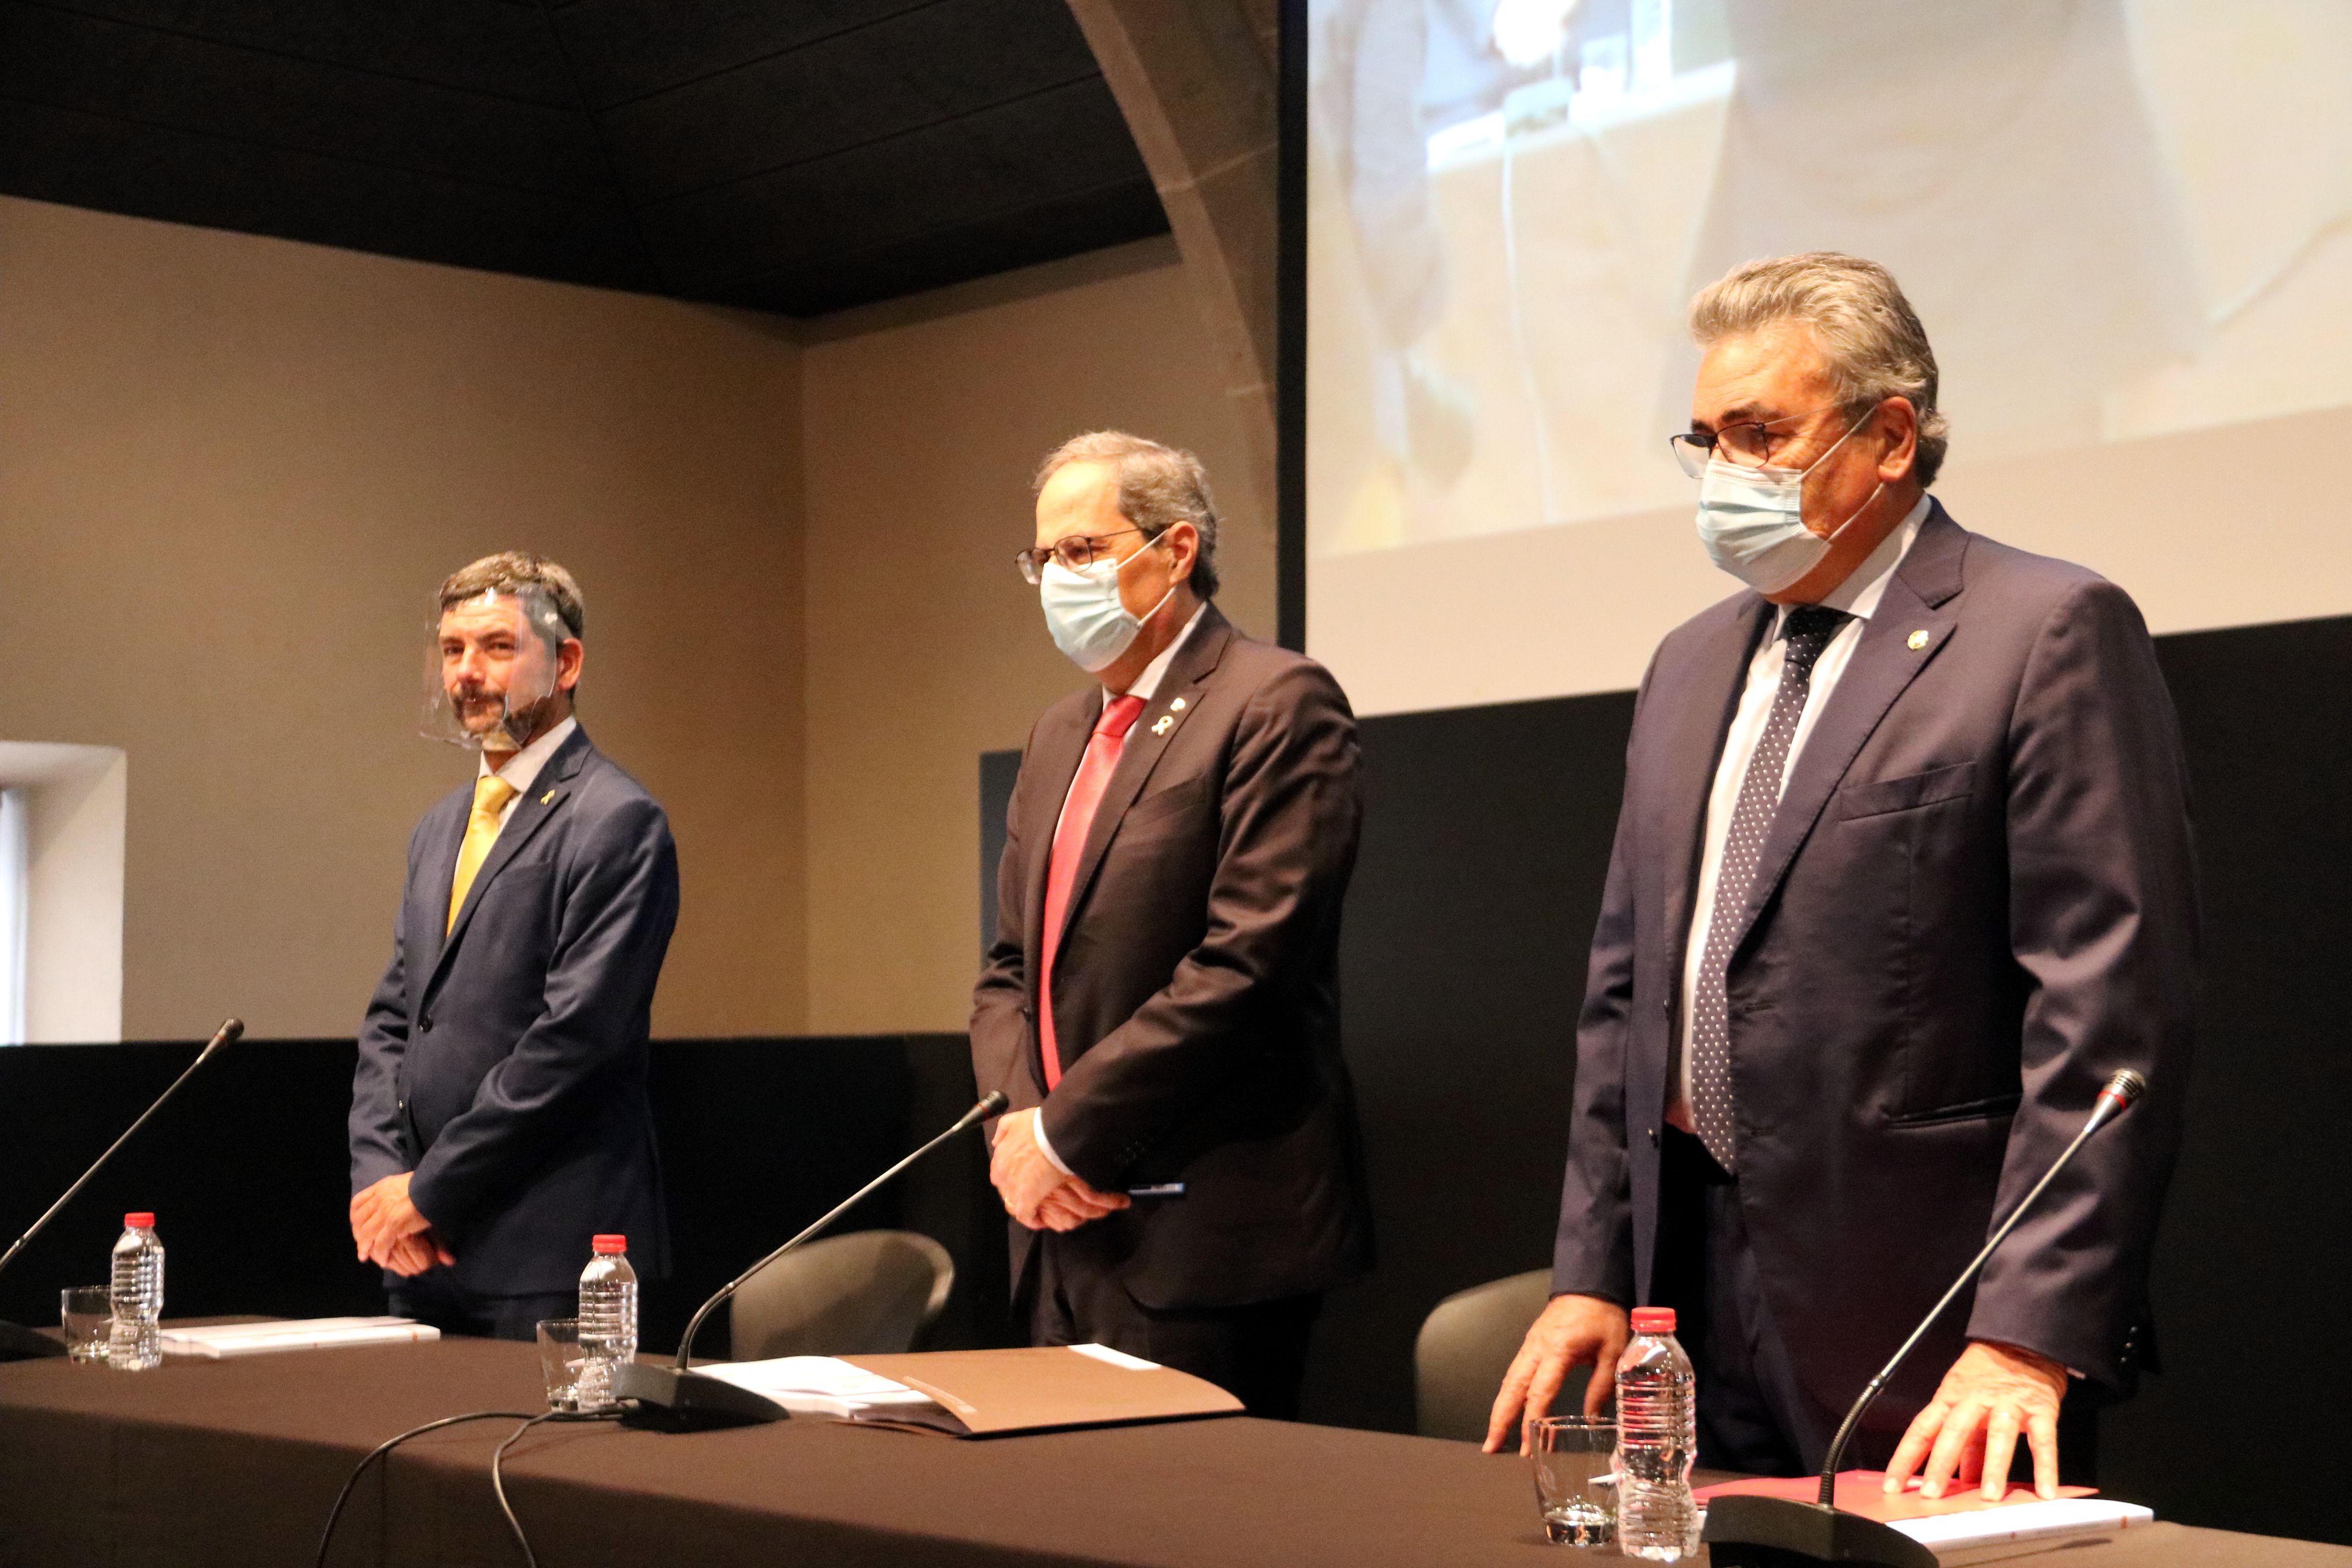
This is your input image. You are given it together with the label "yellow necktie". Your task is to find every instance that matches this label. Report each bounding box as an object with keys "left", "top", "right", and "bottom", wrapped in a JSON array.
[{"left": 448, "top": 774, "right": 520, "bottom": 934}]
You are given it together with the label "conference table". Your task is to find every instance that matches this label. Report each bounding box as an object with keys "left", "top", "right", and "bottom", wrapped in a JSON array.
[{"left": 2, "top": 1336, "right": 2345, "bottom": 1568}]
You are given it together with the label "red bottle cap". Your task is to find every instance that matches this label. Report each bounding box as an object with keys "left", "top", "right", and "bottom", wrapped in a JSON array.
[
  {"left": 124, "top": 1212, "right": 155, "bottom": 1229},
  {"left": 591, "top": 1234, "right": 627, "bottom": 1255},
  {"left": 1631, "top": 1306, "right": 1676, "bottom": 1334}
]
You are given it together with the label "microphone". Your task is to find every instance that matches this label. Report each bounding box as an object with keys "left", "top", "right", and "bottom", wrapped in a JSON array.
[
  {"left": 1703, "top": 1070, "right": 2148, "bottom": 1568},
  {"left": 0, "top": 1018, "right": 244, "bottom": 1363},
  {"left": 615, "top": 1090, "right": 1008, "bottom": 1429}
]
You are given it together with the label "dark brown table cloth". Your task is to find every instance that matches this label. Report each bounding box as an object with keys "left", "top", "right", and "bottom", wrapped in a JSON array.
[{"left": 3, "top": 1338, "right": 2345, "bottom": 1567}]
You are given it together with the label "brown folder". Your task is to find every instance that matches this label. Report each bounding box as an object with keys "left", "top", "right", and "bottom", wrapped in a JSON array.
[{"left": 839, "top": 1346, "right": 1244, "bottom": 1437}]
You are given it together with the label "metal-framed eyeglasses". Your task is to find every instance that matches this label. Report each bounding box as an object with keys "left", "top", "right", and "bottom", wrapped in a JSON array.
[
  {"left": 1016, "top": 527, "right": 1154, "bottom": 585},
  {"left": 1667, "top": 402, "right": 1872, "bottom": 479}
]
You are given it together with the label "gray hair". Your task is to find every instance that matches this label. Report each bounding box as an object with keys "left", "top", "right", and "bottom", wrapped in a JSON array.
[
  {"left": 1034, "top": 431, "right": 1221, "bottom": 599},
  {"left": 1690, "top": 253, "right": 1950, "bottom": 487}
]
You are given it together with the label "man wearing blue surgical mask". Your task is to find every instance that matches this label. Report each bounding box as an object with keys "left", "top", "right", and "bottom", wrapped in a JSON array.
[
  {"left": 1489, "top": 254, "right": 2196, "bottom": 1505},
  {"left": 971, "top": 431, "right": 1373, "bottom": 1418}
]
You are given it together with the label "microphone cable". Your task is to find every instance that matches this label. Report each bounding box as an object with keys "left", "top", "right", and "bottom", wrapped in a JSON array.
[
  {"left": 490, "top": 1407, "right": 624, "bottom": 1567},
  {"left": 312, "top": 1405, "right": 623, "bottom": 1568}
]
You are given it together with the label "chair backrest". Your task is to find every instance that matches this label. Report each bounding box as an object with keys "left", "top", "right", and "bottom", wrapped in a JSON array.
[
  {"left": 1414, "top": 1268, "right": 1587, "bottom": 1441},
  {"left": 728, "top": 1229, "right": 956, "bottom": 1363}
]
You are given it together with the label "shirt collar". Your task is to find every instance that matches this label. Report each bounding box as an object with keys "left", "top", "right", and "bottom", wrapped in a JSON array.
[
  {"left": 480, "top": 714, "right": 578, "bottom": 798},
  {"left": 1776, "top": 492, "right": 1930, "bottom": 635},
  {"left": 1114, "top": 602, "right": 1209, "bottom": 705}
]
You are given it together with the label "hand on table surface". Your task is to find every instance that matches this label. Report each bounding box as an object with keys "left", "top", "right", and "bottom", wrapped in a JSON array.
[{"left": 1883, "top": 1338, "right": 2068, "bottom": 1501}]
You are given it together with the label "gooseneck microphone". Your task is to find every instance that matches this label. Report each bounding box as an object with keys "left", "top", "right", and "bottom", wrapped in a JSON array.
[
  {"left": 615, "top": 1090, "right": 1008, "bottom": 1429},
  {"left": 1703, "top": 1069, "right": 2148, "bottom": 1568},
  {"left": 0, "top": 1017, "right": 244, "bottom": 1362}
]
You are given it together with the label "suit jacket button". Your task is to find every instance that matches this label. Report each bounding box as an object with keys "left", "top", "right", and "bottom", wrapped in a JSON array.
[
  {"left": 396, "top": 1098, "right": 406, "bottom": 1112},
  {"left": 1647, "top": 1127, "right": 1659, "bottom": 1146},
  {"left": 417, "top": 1017, "right": 433, "bottom": 1033}
]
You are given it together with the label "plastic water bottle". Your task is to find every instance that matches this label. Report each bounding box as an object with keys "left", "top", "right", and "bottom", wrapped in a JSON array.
[
  {"left": 576, "top": 1233, "right": 638, "bottom": 1410},
  {"left": 1614, "top": 1305, "right": 1699, "bottom": 1560},
  {"left": 107, "top": 1212, "right": 165, "bottom": 1371}
]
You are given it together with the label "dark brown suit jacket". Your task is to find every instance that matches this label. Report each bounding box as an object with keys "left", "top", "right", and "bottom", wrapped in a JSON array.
[
  {"left": 1552, "top": 503, "right": 2197, "bottom": 1433},
  {"left": 971, "top": 604, "right": 1374, "bottom": 1311}
]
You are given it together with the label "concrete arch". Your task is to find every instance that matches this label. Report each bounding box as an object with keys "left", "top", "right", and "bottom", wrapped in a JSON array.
[{"left": 1065, "top": 0, "right": 1283, "bottom": 525}]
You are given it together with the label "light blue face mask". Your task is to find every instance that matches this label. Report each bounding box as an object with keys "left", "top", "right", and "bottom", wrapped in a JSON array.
[
  {"left": 1039, "top": 542, "right": 1177, "bottom": 673},
  {"left": 1696, "top": 411, "right": 1880, "bottom": 594}
]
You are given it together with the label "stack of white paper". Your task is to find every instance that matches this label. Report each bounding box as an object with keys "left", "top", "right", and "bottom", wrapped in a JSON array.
[
  {"left": 158, "top": 1317, "right": 441, "bottom": 1358},
  {"left": 693, "top": 1355, "right": 944, "bottom": 1418},
  {"left": 1891, "top": 1499, "right": 2156, "bottom": 1564}
]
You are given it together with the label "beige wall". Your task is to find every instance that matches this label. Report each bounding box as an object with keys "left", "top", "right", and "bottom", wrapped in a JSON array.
[
  {"left": 800, "top": 239, "right": 1276, "bottom": 1033},
  {"left": 0, "top": 201, "right": 1264, "bottom": 1043},
  {"left": 0, "top": 196, "right": 806, "bottom": 1041}
]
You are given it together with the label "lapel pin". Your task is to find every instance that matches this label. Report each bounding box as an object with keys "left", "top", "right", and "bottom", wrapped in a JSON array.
[
  {"left": 541, "top": 790, "right": 556, "bottom": 804},
  {"left": 1151, "top": 716, "right": 1174, "bottom": 736},
  {"left": 1907, "top": 629, "right": 1930, "bottom": 651},
  {"left": 1169, "top": 697, "right": 1186, "bottom": 712}
]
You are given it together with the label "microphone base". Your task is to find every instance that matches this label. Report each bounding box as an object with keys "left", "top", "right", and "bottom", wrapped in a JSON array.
[
  {"left": 613, "top": 1362, "right": 791, "bottom": 1431},
  {"left": 0, "top": 1320, "right": 70, "bottom": 1363},
  {"left": 1702, "top": 1496, "right": 1939, "bottom": 1568}
]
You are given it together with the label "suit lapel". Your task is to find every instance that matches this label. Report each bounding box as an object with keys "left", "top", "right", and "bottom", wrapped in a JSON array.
[
  {"left": 1720, "top": 507, "right": 1968, "bottom": 957},
  {"left": 1659, "top": 598, "right": 1774, "bottom": 976},
  {"left": 424, "top": 728, "right": 592, "bottom": 997},
  {"left": 1053, "top": 606, "right": 1235, "bottom": 956}
]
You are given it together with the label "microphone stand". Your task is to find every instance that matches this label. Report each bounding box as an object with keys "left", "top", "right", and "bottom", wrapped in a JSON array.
[
  {"left": 1703, "top": 1071, "right": 2146, "bottom": 1568},
  {"left": 0, "top": 1019, "right": 244, "bottom": 1362},
  {"left": 614, "top": 1090, "right": 1008, "bottom": 1430}
]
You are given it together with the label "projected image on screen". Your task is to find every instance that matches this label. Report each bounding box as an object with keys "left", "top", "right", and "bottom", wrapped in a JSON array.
[{"left": 1307, "top": 0, "right": 2352, "bottom": 556}]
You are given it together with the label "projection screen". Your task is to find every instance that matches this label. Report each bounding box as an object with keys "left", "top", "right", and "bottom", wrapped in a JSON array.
[{"left": 1305, "top": 0, "right": 2352, "bottom": 715}]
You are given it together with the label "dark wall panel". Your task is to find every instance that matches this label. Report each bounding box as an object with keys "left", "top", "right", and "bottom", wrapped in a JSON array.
[{"left": 0, "top": 1035, "right": 1009, "bottom": 1362}]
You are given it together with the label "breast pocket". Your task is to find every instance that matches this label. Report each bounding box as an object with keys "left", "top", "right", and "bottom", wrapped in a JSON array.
[
  {"left": 1837, "top": 761, "right": 1977, "bottom": 821},
  {"left": 1118, "top": 775, "right": 1213, "bottom": 839}
]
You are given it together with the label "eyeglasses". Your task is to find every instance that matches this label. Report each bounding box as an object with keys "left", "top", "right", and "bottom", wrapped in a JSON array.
[
  {"left": 1668, "top": 402, "right": 1872, "bottom": 478},
  {"left": 1016, "top": 527, "right": 1152, "bottom": 585}
]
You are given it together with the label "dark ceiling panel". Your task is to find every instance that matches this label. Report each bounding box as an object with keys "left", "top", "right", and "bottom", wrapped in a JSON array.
[
  {"left": 0, "top": 2, "right": 609, "bottom": 195},
  {"left": 718, "top": 178, "right": 1169, "bottom": 317},
  {"left": 546, "top": 0, "right": 939, "bottom": 110},
  {"left": 596, "top": 0, "right": 1102, "bottom": 204},
  {"left": 21, "top": 0, "right": 576, "bottom": 104},
  {"left": 0, "top": 0, "right": 1171, "bottom": 319},
  {"left": 0, "top": 94, "right": 652, "bottom": 288},
  {"left": 641, "top": 79, "right": 1152, "bottom": 295}
]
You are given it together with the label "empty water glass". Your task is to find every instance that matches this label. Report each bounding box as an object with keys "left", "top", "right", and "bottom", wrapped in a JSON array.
[
  {"left": 59, "top": 1287, "right": 111, "bottom": 1363},
  {"left": 1530, "top": 1415, "right": 1617, "bottom": 1547}
]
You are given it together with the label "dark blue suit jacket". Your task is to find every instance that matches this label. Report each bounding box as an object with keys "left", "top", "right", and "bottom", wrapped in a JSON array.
[
  {"left": 1553, "top": 504, "right": 2196, "bottom": 1434},
  {"left": 349, "top": 726, "right": 678, "bottom": 1297}
]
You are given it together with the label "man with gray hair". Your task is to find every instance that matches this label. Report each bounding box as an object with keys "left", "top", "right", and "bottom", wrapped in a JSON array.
[
  {"left": 970, "top": 432, "right": 1373, "bottom": 1416},
  {"left": 1487, "top": 255, "right": 2196, "bottom": 1499}
]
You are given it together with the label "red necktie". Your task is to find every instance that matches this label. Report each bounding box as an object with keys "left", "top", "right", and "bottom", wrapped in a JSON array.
[{"left": 1038, "top": 694, "right": 1147, "bottom": 1088}]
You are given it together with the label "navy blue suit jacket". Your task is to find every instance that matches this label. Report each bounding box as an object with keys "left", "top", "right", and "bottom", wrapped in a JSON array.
[
  {"left": 1552, "top": 504, "right": 2196, "bottom": 1430},
  {"left": 349, "top": 726, "right": 678, "bottom": 1297}
]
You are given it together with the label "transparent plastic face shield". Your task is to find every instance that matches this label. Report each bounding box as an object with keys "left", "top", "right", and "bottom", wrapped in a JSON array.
[{"left": 422, "top": 588, "right": 575, "bottom": 752}]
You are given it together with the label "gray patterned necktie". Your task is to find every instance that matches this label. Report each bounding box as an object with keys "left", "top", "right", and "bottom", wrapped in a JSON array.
[{"left": 1688, "top": 605, "right": 1850, "bottom": 1171}]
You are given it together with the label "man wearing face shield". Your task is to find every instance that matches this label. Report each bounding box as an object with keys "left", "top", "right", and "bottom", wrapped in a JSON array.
[
  {"left": 1487, "top": 255, "right": 2196, "bottom": 1500},
  {"left": 970, "top": 432, "right": 1374, "bottom": 1417},
  {"left": 347, "top": 552, "right": 679, "bottom": 1340}
]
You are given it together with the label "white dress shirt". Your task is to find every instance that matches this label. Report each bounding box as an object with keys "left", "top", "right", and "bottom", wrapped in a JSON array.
[
  {"left": 477, "top": 714, "right": 578, "bottom": 835},
  {"left": 1668, "top": 497, "right": 1930, "bottom": 1132},
  {"left": 1033, "top": 602, "right": 1209, "bottom": 1176}
]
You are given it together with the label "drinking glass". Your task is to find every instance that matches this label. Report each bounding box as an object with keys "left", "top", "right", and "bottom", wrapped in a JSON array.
[
  {"left": 1529, "top": 1415, "right": 1617, "bottom": 1547},
  {"left": 59, "top": 1287, "right": 111, "bottom": 1363},
  {"left": 535, "top": 1317, "right": 586, "bottom": 1412}
]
